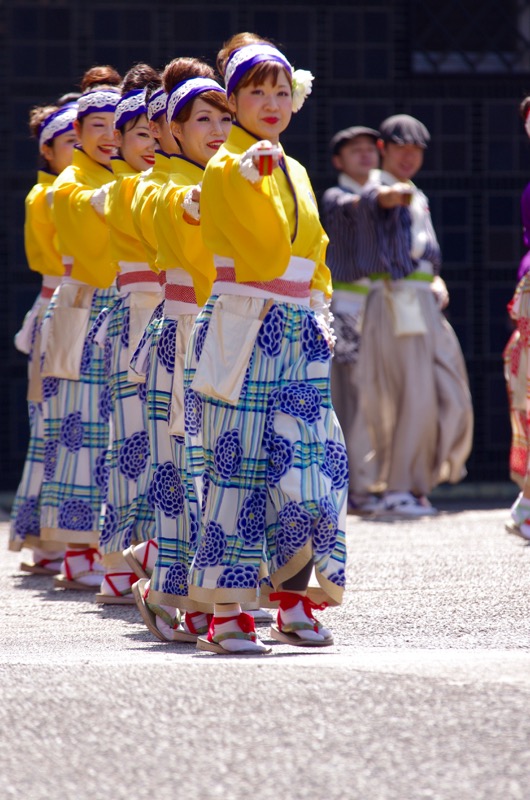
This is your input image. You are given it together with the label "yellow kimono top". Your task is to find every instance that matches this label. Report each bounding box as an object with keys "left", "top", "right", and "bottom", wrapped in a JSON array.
[
  {"left": 131, "top": 151, "right": 176, "bottom": 271},
  {"left": 24, "top": 171, "right": 63, "bottom": 277},
  {"left": 200, "top": 124, "right": 331, "bottom": 297},
  {"left": 51, "top": 146, "right": 116, "bottom": 288},
  {"left": 153, "top": 156, "right": 216, "bottom": 307},
  {"left": 104, "top": 157, "right": 151, "bottom": 271}
]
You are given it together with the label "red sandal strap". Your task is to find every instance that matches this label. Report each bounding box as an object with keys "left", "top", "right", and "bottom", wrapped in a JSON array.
[
  {"left": 103, "top": 572, "right": 137, "bottom": 597},
  {"left": 270, "top": 592, "right": 328, "bottom": 634},
  {"left": 63, "top": 548, "right": 99, "bottom": 581},
  {"left": 184, "top": 611, "right": 213, "bottom": 635},
  {"left": 207, "top": 612, "right": 256, "bottom": 643},
  {"left": 140, "top": 540, "right": 158, "bottom": 572}
]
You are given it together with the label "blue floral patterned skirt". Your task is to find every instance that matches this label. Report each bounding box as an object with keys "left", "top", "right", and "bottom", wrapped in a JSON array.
[
  {"left": 9, "top": 302, "right": 58, "bottom": 552},
  {"left": 96, "top": 295, "right": 157, "bottom": 563},
  {"left": 39, "top": 285, "right": 117, "bottom": 545},
  {"left": 138, "top": 312, "right": 205, "bottom": 611},
  {"left": 186, "top": 298, "right": 347, "bottom": 608}
]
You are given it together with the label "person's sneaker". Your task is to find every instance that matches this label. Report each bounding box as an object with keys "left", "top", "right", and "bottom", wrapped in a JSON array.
[
  {"left": 348, "top": 493, "right": 381, "bottom": 516},
  {"left": 505, "top": 519, "right": 530, "bottom": 541},
  {"left": 374, "top": 491, "right": 438, "bottom": 518}
]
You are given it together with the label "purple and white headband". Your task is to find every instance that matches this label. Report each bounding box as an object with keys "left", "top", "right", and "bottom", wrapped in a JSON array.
[
  {"left": 115, "top": 89, "right": 147, "bottom": 129},
  {"left": 147, "top": 88, "right": 167, "bottom": 122},
  {"left": 166, "top": 78, "right": 224, "bottom": 124},
  {"left": 225, "top": 43, "right": 314, "bottom": 113},
  {"left": 39, "top": 104, "right": 78, "bottom": 147},
  {"left": 77, "top": 89, "right": 120, "bottom": 120}
]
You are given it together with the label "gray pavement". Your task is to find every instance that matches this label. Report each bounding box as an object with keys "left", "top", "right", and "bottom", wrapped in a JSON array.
[{"left": 1, "top": 504, "right": 530, "bottom": 800}]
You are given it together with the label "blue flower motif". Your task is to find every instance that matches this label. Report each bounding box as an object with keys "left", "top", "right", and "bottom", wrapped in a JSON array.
[
  {"left": 217, "top": 564, "right": 258, "bottom": 589},
  {"left": 301, "top": 315, "right": 331, "bottom": 362},
  {"left": 321, "top": 440, "right": 348, "bottom": 490},
  {"left": 236, "top": 488, "right": 266, "bottom": 545},
  {"left": 162, "top": 562, "right": 188, "bottom": 595},
  {"left": 327, "top": 568, "right": 346, "bottom": 588},
  {"left": 43, "top": 439, "right": 59, "bottom": 480},
  {"left": 257, "top": 304, "right": 284, "bottom": 357},
  {"left": 189, "top": 512, "right": 199, "bottom": 550},
  {"left": 60, "top": 412, "right": 84, "bottom": 453},
  {"left": 80, "top": 339, "right": 93, "bottom": 375},
  {"left": 122, "top": 524, "right": 134, "bottom": 549},
  {"left": 194, "top": 320, "right": 209, "bottom": 361},
  {"left": 157, "top": 319, "right": 177, "bottom": 373},
  {"left": 120, "top": 308, "right": 130, "bottom": 348},
  {"left": 267, "top": 435, "right": 294, "bottom": 484},
  {"left": 99, "top": 503, "right": 118, "bottom": 544},
  {"left": 313, "top": 497, "right": 338, "bottom": 554},
  {"left": 147, "top": 478, "right": 156, "bottom": 510},
  {"left": 184, "top": 388, "right": 202, "bottom": 436},
  {"left": 136, "top": 380, "right": 148, "bottom": 404},
  {"left": 262, "top": 389, "right": 280, "bottom": 453},
  {"left": 194, "top": 520, "right": 227, "bottom": 567},
  {"left": 278, "top": 382, "right": 322, "bottom": 424},
  {"left": 277, "top": 502, "right": 313, "bottom": 557},
  {"left": 151, "top": 461, "right": 184, "bottom": 518},
  {"left": 104, "top": 339, "right": 113, "bottom": 378},
  {"left": 214, "top": 429, "right": 243, "bottom": 479},
  {"left": 42, "top": 377, "right": 59, "bottom": 401},
  {"left": 201, "top": 471, "right": 210, "bottom": 516},
  {"left": 99, "top": 385, "right": 113, "bottom": 421},
  {"left": 14, "top": 496, "right": 40, "bottom": 537},
  {"left": 28, "top": 402, "right": 37, "bottom": 423},
  {"left": 118, "top": 431, "right": 150, "bottom": 481},
  {"left": 93, "top": 450, "right": 110, "bottom": 493},
  {"left": 58, "top": 499, "right": 93, "bottom": 531}
]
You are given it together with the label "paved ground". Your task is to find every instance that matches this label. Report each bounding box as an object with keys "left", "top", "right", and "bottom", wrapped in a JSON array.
[{"left": 2, "top": 503, "right": 530, "bottom": 800}]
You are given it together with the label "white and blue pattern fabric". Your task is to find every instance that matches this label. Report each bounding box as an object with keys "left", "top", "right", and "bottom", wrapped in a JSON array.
[
  {"left": 39, "top": 284, "right": 118, "bottom": 543},
  {"left": 187, "top": 299, "right": 347, "bottom": 607},
  {"left": 95, "top": 295, "right": 157, "bottom": 560}
]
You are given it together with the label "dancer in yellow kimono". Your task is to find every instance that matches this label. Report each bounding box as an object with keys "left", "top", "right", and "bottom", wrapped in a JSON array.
[{"left": 187, "top": 33, "right": 347, "bottom": 655}]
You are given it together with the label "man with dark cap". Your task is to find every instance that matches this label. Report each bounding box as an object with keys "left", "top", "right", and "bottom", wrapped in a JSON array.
[
  {"left": 353, "top": 114, "right": 473, "bottom": 517},
  {"left": 321, "top": 126, "right": 381, "bottom": 515}
]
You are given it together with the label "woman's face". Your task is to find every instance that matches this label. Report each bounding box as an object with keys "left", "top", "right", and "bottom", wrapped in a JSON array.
[
  {"left": 75, "top": 112, "right": 116, "bottom": 167},
  {"left": 229, "top": 71, "right": 292, "bottom": 144},
  {"left": 115, "top": 114, "right": 156, "bottom": 171},
  {"left": 381, "top": 142, "right": 424, "bottom": 182},
  {"left": 171, "top": 98, "right": 232, "bottom": 166},
  {"left": 41, "top": 128, "right": 78, "bottom": 175},
  {"left": 150, "top": 116, "right": 180, "bottom": 156}
]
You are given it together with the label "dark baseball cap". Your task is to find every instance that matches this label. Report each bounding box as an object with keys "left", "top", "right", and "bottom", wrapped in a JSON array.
[
  {"left": 329, "top": 125, "right": 380, "bottom": 155},
  {"left": 379, "top": 114, "right": 430, "bottom": 148}
]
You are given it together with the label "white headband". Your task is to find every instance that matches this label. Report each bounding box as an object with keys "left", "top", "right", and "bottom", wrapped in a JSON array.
[
  {"left": 77, "top": 89, "right": 120, "bottom": 119},
  {"left": 39, "top": 104, "right": 77, "bottom": 147},
  {"left": 166, "top": 77, "right": 224, "bottom": 124}
]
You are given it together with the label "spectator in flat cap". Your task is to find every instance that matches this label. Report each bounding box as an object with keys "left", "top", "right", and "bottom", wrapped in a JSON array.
[
  {"left": 351, "top": 114, "right": 473, "bottom": 517},
  {"left": 320, "top": 125, "right": 381, "bottom": 515}
]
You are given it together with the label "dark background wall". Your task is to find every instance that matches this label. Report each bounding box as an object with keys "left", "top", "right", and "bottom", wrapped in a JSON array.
[{"left": 1, "top": 0, "right": 529, "bottom": 488}]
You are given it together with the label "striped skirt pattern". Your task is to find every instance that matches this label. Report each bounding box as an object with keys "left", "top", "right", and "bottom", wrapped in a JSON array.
[
  {"left": 10, "top": 303, "right": 49, "bottom": 552},
  {"left": 97, "top": 296, "right": 156, "bottom": 563},
  {"left": 140, "top": 313, "right": 203, "bottom": 611},
  {"left": 186, "top": 299, "right": 347, "bottom": 608},
  {"left": 40, "top": 286, "right": 117, "bottom": 545}
]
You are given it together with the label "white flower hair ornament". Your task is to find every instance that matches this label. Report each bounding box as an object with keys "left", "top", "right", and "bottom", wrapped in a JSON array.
[{"left": 291, "top": 69, "right": 314, "bottom": 113}]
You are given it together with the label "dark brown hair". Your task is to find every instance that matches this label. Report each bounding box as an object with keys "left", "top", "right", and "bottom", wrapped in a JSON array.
[
  {"left": 80, "top": 65, "right": 121, "bottom": 92},
  {"left": 121, "top": 63, "right": 161, "bottom": 95},
  {"left": 217, "top": 32, "right": 292, "bottom": 94},
  {"left": 163, "top": 57, "right": 229, "bottom": 122},
  {"left": 28, "top": 104, "right": 59, "bottom": 139}
]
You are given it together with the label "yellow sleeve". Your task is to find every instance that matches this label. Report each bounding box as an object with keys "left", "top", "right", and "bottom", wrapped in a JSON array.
[
  {"left": 310, "top": 228, "right": 332, "bottom": 298},
  {"left": 105, "top": 175, "right": 137, "bottom": 240},
  {"left": 155, "top": 182, "right": 216, "bottom": 307},
  {"left": 201, "top": 153, "right": 292, "bottom": 282},
  {"left": 52, "top": 179, "right": 115, "bottom": 287},
  {"left": 131, "top": 180, "right": 159, "bottom": 268}
]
